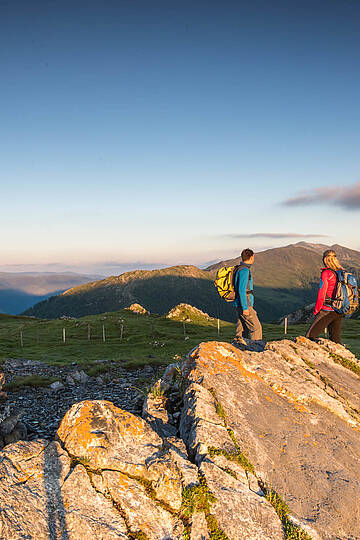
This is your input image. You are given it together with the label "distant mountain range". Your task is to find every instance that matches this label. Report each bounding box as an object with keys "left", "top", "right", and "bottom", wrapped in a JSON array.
[
  {"left": 0, "top": 272, "right": 102, "bottom": 315},
  {"left": 22, "top": 243, "right": 360, "bottom": 322}
]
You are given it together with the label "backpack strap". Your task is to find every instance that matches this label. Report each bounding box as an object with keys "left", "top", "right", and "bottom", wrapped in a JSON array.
[
  {"left": 324, "top": 268, "right": 339, "bottom": 305},
  {"left": 236, "top": 264, "right": 253, "bottom": 295}
]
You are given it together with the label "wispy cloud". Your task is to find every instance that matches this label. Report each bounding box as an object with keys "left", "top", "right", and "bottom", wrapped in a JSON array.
[
  {"left": 283, "top": 181, "right": 360, "bottom": 209},
  {"left": 224, "top": 233, "right": 329, "bottom": 239},
  {"left": 0, "top": 261, "right": 168, "bottom": 275}
]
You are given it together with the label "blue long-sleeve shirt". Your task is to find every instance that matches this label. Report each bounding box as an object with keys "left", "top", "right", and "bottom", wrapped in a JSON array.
[{"left": 234, "top": 264, "right": 254, "bottom": 310}]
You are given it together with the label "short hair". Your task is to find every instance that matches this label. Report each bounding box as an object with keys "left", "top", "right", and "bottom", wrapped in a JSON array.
[{"left": 241, "top": 248, "right": 254, "bottom": 262}]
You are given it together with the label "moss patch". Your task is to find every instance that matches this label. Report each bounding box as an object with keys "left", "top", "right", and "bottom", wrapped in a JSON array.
[
  {"left": 261, "top": 485, "right": 312, "bottom": 540},
  {"left": 208, "top": 447, "right": 254, "bottom": 475},
  {"left": 181, "top": 475, "right": 216, "bottom": 517},
  {"left": 85, "top": 364, "right": 112, "bottom": 377},
  {"left": 129, "top": 532, "right": 149, "bottom": 540},
  {"left": 329, "top": 352, "right": 360, "bottom": 377},
  {"left": 181, "top": 475, "right": 229, "bottom": 540}
]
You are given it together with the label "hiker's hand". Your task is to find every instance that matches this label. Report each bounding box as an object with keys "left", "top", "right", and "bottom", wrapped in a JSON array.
[{"left": 243, "top": 309, "right": 250, "bottom": 316}]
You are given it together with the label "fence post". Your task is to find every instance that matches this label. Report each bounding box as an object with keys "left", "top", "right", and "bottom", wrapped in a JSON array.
[
  {"left": 120, "top": 324, "right": 124, "bottom": 342},
  {"left": 20, "top": 330, "right": 23, "bottom": 348},
  {"left": 284, "top": 317, "right": 288, "bottom": 335},
  {"left": 217, "top": 318, "right": 220, "bottom": 336},
  {"left": 324, "top": 327, "right": 328, "bottom": 337},
  {"left": 63, "top": 328, "right": 66, "bottom": 344},
  {"left": 102, "top": 325, "right": 106, "bottom": 342}
]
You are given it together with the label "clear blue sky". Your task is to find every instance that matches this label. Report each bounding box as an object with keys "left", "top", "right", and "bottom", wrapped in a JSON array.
[{"left": 1, "top": 0, "right": 359, "bottom": 274}]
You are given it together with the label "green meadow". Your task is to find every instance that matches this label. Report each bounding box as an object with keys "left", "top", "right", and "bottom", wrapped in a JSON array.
[{"left": 0, "top": 311, "right": 359, "bottom": 373}]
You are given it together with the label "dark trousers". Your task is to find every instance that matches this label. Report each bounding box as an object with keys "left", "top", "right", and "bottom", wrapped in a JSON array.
[{"left": 305, "top": 309, "right": 343, "bottom": 344}]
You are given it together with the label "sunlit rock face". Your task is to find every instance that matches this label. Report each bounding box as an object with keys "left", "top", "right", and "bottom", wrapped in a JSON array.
[
  {"left": 1, "top": 337, "right": 359, "bottom": 540},
  {"left": 179, "top": 338, "right": 360, "bottom": 540}
]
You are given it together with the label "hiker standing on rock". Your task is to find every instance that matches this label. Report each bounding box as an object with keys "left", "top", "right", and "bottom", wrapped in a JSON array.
[
  {"left": 306, "top": 250, "right": 344, "bottom": 344},
  {"left": 233, "top": 249, "right": 262, "bottom": 345}
]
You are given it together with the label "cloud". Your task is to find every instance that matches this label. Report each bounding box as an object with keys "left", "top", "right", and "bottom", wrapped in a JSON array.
[
  {"left": 283, "top": 181, "right": 360, "bottom": 209},
  {"left": 0, "top": 261, "right": 167, "bottom": 275},
  {"left": 224, "top": 233, "right": 329, "bottom": 239}
]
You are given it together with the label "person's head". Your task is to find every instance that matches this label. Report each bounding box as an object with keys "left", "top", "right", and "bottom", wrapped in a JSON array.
[
  {"left": 241, "top": 248, "right": 254, "bottom": 265},
  {"left": 322, "top": 249, "right": 343, "bottom": 271}
]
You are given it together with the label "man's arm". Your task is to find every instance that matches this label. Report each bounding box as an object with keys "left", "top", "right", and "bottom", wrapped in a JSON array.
[{"left": 237, "top": 268, "right": 250, "bottom": 312}]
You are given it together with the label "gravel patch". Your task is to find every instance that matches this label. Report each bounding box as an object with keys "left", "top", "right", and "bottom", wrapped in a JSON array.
[{"left": 2, "top": 358, "right": 165, "bottom": 440}]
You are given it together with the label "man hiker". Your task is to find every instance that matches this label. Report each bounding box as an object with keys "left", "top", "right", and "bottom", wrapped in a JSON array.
[{"left": 233, "top": 248, "right": 262, "bottom": 345}]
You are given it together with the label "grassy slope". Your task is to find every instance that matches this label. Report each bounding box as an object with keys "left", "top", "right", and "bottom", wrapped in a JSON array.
[{"left": 1, "top": 311, "right": 359, "bottom": 372}]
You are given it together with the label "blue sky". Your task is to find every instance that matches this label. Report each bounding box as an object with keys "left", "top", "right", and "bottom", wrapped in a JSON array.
[{"left": 1, "top": 0, "right": 359, "bottom": 274}]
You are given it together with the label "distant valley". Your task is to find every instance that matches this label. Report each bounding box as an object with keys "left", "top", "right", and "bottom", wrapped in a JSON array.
[
  {"left": 0, "top": 273, "right": 102, "bottom": 315},
  {"left": 23, "top": 243, "right": 360, "bottom": 322}
]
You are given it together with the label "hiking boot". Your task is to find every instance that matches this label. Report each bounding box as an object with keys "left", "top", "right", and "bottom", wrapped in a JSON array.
[{"left": 231, "top": 337, "right": 247, "bottom": 350}]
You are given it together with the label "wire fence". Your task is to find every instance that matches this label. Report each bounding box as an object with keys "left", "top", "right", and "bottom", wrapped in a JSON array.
[
  {"left": 1, "top": 322, "right": 128, "bottom": 348},
  {"left": 1, "top": 318, "right": 227, "bottom": 349}
]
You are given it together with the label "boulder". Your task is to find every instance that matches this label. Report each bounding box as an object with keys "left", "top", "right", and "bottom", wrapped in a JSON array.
[
  {"left": 125, "top": 303, "right": 149, "bottom": 314},
  {"left": 0, "top": 394, "right": 27, "bottom": 449},
  {"left": 50, "top": 381, "right": 65, "bottom": 392},
  {"left": 57, "top": 400, "right": 163, "bottom": 479},
  {"left": 166, "top": 303, "right": 213, "bottom": 322},
  {"left": 68, "top": 370, "right": 89, "bottom": 385},
  {"left": 278, "top": 303, "right": 315, "bottom": 325}
]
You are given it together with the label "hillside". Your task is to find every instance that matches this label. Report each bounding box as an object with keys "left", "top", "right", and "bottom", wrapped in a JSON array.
[
  {"left": 0, "top": 272, "right": 101, "bottom": 315},
  {"left": 23, "top": 243, "right": 360, "bottom": 322},
  {"left": 1, "top": 309, "right": 359, "bottom": 366}
]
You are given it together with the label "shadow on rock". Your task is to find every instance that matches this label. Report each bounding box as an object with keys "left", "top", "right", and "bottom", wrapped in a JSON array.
[{"left": 43, "top": 442, "right": 69, "bottom": 540}]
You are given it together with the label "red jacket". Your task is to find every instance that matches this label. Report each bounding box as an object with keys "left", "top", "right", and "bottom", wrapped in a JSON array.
[{"left": 314, "top": 268, "right": 337, "bottom": 315}]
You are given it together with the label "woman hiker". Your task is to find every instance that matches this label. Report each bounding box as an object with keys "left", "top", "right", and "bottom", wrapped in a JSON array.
[{"left": 306, "top": 249, "right": 344, "bottom": 344}]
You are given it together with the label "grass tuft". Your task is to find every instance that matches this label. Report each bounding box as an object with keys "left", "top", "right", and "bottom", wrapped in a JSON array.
[
  {"left": 262, "top": 486, "right": 312, "bottom": 540},
  {"left": 208, "top": 446, "right": 255, "bottom": 475},
  {"left": 3, "top": 375, "right": 59, "bottom": 390},
  {"left": 181, "top": 475, "right": 216, "bottom": 517},
  {"left": 329, "top": 352, "right": 360, "bottom": 377},
  {"left": 181, "top": 475, "right": 229, "bottom": 540},
  {"left": 130, "top": 533, "right": 148, "bottom": 540},
  {"left": 85, "top": 364, "right": 112, "bottom": 377},
  {"left": 149, "top": 383, "right": 165, "bottom": 399}
]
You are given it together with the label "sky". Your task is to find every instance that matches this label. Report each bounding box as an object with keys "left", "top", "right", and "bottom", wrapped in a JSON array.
[{"left": 1, "top": 0, "right": 359, "bottom": 275}]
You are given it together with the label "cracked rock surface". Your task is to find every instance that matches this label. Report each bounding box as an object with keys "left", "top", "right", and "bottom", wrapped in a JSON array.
[
  {"left": 1, "top": 337, "right": 359, "bottom": 539},
  {"left": 180, "top": 338, "right": 360, "bottom": 540}
]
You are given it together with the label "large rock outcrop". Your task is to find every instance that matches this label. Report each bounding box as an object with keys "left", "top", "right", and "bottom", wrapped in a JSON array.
[{"left": 1, "top": 337, "right": 360, "bottom": 539}]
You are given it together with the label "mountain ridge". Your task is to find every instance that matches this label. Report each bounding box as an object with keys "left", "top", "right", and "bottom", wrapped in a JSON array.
[{"left": 23, "top": 243, "right": 360, "bottom": 322}]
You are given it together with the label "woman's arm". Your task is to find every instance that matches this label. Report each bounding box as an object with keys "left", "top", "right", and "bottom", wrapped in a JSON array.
[{"left": 314, "top": 270, "right": 329, "bottom": 314}]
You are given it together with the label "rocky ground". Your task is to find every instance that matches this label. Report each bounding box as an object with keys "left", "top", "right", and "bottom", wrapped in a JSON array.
[
  {"left": 1, "top": 337, "right": 360, "bottom": 539},
  {"left": 2, "top": 358, "right": 164, "bottom": 440}
]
